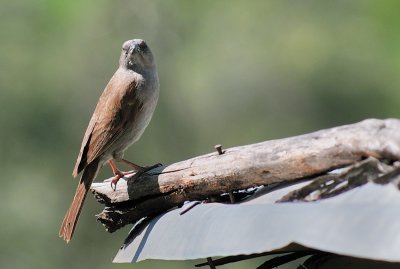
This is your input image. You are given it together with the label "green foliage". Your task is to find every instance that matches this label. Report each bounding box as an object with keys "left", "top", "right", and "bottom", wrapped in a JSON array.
[{"left": 1, "top": 0, "right": 399, "bottom": 268}]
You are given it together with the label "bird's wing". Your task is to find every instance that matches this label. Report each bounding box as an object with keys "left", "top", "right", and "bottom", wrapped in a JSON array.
[
  {"left": 72, "top": 71, "right": 142, "bottom": 177},
  {"left": 72, "top": 109, "right": 98, "bottom": 177}
]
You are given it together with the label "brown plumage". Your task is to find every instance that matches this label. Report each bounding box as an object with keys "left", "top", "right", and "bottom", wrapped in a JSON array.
[{"left": 59, "top": 39, "right": 159, "bottom": 242}]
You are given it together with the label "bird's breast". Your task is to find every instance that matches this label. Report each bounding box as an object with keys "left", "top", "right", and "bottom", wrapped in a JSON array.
[{"left": 111, "top": 71, "right": 159, "bottom": 159}]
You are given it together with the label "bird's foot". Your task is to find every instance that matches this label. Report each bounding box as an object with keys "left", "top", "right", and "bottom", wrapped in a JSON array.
[
  {"left": 109, "top": 160, "right": 138, "bottom": 191},
  {"left": 110, "top": 170, "right": 137, "bottom": 190},
  {"left": 109, "top": 160, "right": 162, "bottom": 190},
  {"left": 110, "top": 172, "right": 123, "bottom": 191}
]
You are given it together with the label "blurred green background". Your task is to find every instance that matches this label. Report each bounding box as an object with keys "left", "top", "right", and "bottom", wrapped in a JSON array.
[{"left": 1, "top": 0, "right": 400, "bottom": 268}]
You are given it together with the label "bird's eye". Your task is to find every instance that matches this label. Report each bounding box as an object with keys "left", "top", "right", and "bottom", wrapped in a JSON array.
[{"left": 137, "top": 42, "right": 148, "bottom": 52}]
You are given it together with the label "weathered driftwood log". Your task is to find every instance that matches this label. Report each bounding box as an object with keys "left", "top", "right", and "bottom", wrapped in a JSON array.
[{"left": 90, "top": 118, "right": 400, "bottom": 232}]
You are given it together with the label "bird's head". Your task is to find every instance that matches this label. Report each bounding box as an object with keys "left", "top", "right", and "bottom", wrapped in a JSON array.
[{"left": 119, "top": 39, "right": 155, "bottom": 71}]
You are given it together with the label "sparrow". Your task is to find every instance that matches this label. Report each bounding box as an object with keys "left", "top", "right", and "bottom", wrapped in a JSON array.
[{"left": 59, "top": 39, "right": 160, "bottom": 243}]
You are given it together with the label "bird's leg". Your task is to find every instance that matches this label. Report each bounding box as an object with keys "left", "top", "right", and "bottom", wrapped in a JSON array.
[
  {"left": 115, "top": 159, "right": 143, "bottom": 178},
  {"left": 110, "top": 159, "right": 163, "bottom": 190},
  {"left": 108, "top": 160, "right": 136, "bottom": 190}
]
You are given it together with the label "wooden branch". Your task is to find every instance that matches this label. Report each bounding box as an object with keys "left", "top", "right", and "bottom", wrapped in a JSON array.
[{"left": 90, "top": 118, "right": 400, "bottom": 232}]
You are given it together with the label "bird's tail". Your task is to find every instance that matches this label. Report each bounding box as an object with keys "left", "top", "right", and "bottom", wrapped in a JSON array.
[{"left": 59, "top": 159, "right": 100, "bottom": 243}]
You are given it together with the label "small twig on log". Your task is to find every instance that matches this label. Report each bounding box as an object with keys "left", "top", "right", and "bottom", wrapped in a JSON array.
[{"left": 90, "top": 118, "right": 400, "bottom": 232}]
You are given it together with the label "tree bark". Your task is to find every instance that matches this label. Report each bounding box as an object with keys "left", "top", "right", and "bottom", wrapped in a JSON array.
[{"left": 90, "top": 118, "right": 400, "bottom": 232}]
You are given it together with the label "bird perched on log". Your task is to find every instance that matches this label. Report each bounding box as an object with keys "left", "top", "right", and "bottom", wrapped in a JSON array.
[{"left": 59, "top": 39, "right": 160, "bottom": 243}]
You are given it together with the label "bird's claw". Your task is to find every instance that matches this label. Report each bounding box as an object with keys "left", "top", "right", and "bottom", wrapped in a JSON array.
[
  {"left": 110, "top": 171, "right": 124, "bottom": 191},
  {"left": 109, "top": 164, "right": 162, "bottom": 190},
  {"left": 110, "top": 170, "right": 138, "bottom": 191},
  {"left": 110, "top": 178, "right": 119, "bottom": 191}
]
